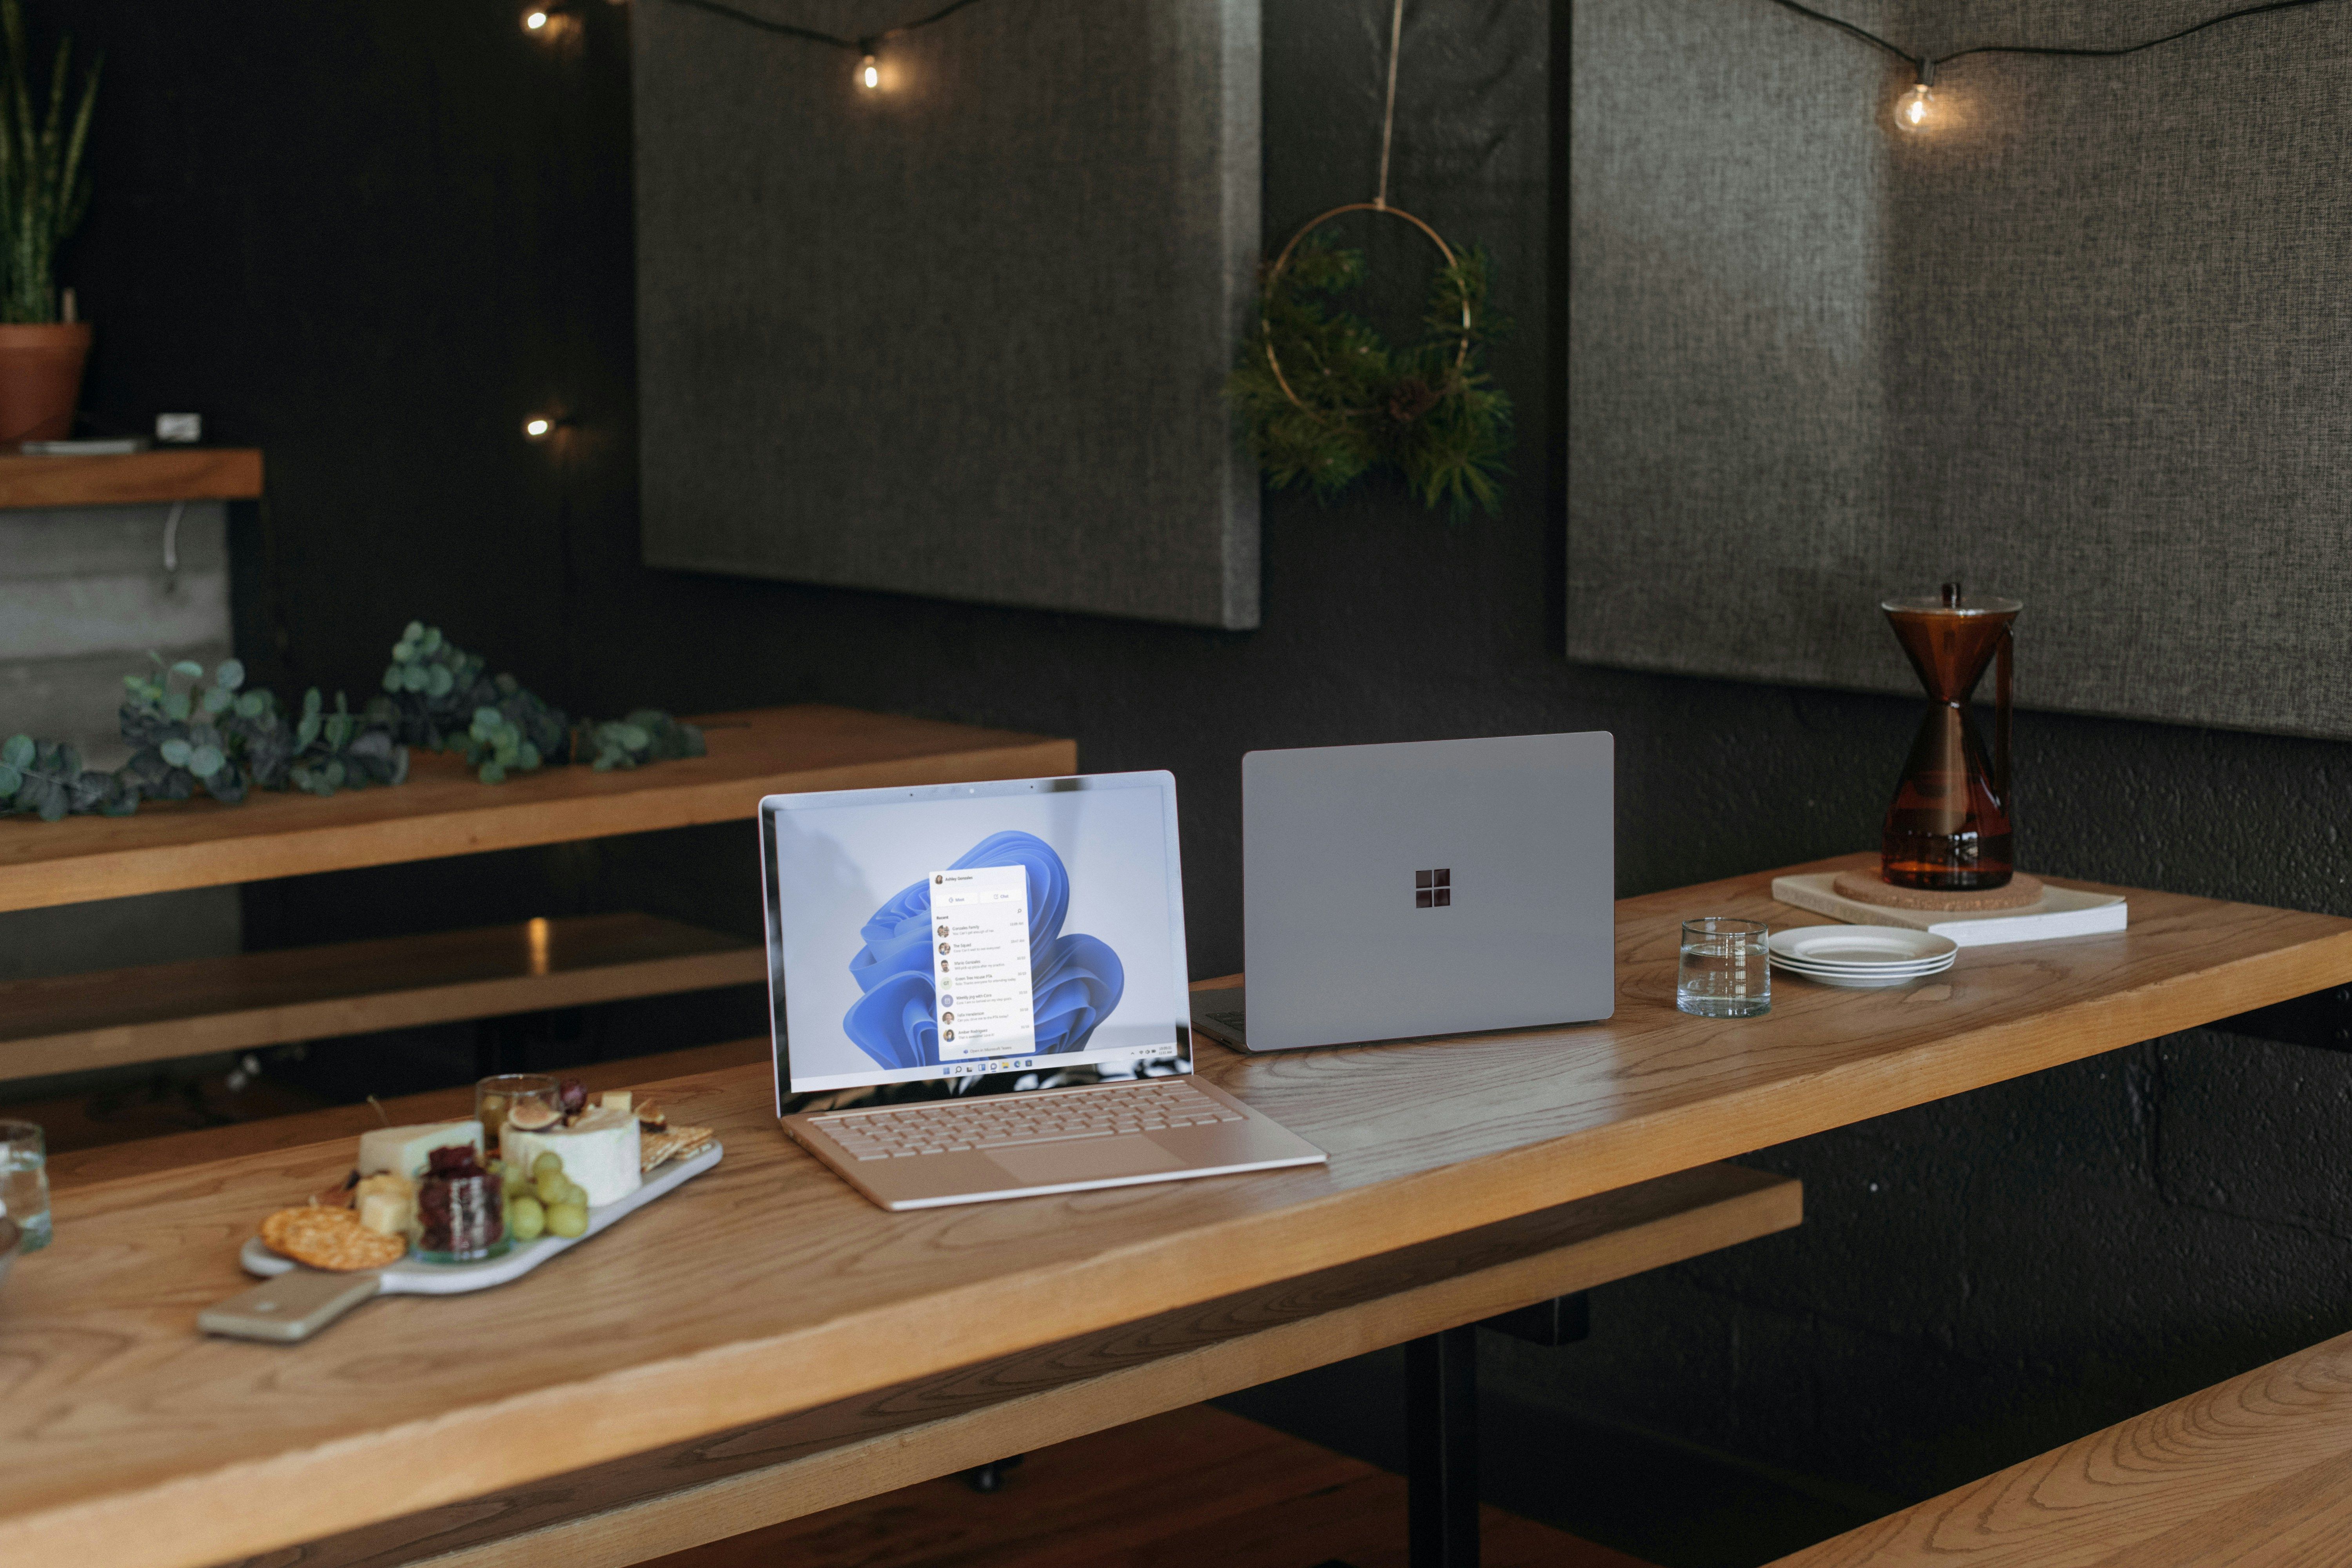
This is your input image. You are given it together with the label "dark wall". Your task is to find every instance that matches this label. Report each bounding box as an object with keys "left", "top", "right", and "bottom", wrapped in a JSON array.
[{"left": 51, "top": 0, "right": 2352, "bottom": 1550}]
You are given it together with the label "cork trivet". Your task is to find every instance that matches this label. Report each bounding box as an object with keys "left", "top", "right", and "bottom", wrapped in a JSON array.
[{"left": 1831, "top": 869, "right": 2043, "bottom": 912}]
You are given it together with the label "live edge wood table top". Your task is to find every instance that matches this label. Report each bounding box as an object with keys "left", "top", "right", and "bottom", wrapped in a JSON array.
[
  {"left": 4, "top": 853, "right": 2349, "bottom": 1568},
  {"left": 0, "top": 704, "right": 1076, "bottom": 913}
]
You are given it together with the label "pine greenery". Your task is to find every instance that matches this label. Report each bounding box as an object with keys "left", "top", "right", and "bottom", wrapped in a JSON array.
[{"left": 1228, "top": 236, "right": 1513, "bottom": 519}]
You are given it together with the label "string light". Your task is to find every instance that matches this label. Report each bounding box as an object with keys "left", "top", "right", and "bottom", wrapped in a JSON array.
[
  {"left": 523, "top": 415, "right": 557, "bottom": 440},
  {"left": 667, "top": 0, "right": 993, "bottom": 89},
  {"left": 524, "top": 7, "right": 550, "bottom": 29},
  {"left": 1761, "top": 0, "right": 2347, "bottom": 133},
  {"left": 1895, "top": 62, "right": 1934, "bottom": 131}
]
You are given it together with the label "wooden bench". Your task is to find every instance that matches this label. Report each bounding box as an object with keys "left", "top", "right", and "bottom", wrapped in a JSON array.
[{"left": 1772, "top": 1329, "right": 2352, "bottom": 1565}]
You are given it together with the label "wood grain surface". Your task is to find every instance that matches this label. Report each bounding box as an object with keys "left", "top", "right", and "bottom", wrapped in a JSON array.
[
  {"left": 256, "top": 1163, "right": 1794, "bottom": 1568},
  {"left": 0, "top": 447, "right": 263, "bottom": 506},
  {"left": 0, "top": 705, "right": 1075, "bottom": 912},
  {"left": 1770, "top": 1328, "right": 2352, "bottom": 1566},
  {"left": 0, "top": 913, "right": 762, "bottom": 1082},
  {"left": 2, "top": 855, "right": 2348, "bottom": 1568}
]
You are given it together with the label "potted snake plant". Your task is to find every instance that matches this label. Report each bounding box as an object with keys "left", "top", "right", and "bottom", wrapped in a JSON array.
[{"left": 0, "top": 0, "right": 95, "bottom": 446}]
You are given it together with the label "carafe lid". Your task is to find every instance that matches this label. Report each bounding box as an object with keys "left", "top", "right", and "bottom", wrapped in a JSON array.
[{"left": 1883, "top": 582, "right": 2020, "bottom": 616}]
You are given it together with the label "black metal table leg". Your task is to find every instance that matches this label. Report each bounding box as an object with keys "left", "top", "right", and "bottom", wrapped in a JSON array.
[{"left": 1406, "top": 1325, "right": 1480, "bottom": 1568}]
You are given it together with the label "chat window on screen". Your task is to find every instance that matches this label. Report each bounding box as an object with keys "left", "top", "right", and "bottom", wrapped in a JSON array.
[{"left": 932, "top": 864, "right": 1038, "bottom": 1061}]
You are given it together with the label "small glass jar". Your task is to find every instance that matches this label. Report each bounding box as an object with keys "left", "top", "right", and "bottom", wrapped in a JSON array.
[
  {"left": 475, "top": 1073, "right": 559, "bottom": 1148},
  {"left": 416, "top": 1169, "right": 508, "bottom": 1264}
]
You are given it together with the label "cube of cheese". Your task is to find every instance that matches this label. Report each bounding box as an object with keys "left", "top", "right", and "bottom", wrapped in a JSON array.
[
  {"left": 357, "top": 1120, "right": 483, "bottom": 1181},
  {"left": 599, "top": 1090, "right": 632, "bottom": 1114},
  {"left": 354, "top": 1173, "right": 417, "bottom": 1243}
]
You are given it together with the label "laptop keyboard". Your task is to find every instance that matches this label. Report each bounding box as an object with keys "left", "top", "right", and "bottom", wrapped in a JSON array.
[{"left": 811, "top": 1079, "right": 1244, "bottom": 1161}]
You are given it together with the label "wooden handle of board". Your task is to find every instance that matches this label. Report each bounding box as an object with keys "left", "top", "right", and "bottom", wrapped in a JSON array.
[{"left": 199, "top": 1270, "right": 383, "bottom": 1342}]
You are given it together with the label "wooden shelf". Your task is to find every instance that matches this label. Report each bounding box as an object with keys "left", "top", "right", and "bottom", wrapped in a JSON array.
[
  {"left": 0, "top": 704, "right": 1076, "bottom": 913},
  {"left": 0, "top": 448, "right": 263, "bottom": 508},
  {"left": 0, "top": 912, "right": 764, "bottom": 1082}
]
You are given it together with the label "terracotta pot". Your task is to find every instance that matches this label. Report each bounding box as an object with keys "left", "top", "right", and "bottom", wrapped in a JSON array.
[{"left": 0, "top": 322, "right": 91, "bottom": 444}]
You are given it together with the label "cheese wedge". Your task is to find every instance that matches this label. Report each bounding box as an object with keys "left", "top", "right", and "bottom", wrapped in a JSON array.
[{"left": 358, "top": 1120, "right": 484, "bottom": 1181}]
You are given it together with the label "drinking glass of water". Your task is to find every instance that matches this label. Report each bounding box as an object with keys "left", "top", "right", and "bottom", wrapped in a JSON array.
[
  {"left": 1678, "top": 918, "right": 1770, "bottom": 1018},
  {"left": 1, "top": 1120, "right": 50, "bottom": 1252}
]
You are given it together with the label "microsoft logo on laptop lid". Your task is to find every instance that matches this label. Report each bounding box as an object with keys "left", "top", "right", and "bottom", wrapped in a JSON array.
[{"left": 1415, "top": 868, "right": 1451, "bottom": 909}]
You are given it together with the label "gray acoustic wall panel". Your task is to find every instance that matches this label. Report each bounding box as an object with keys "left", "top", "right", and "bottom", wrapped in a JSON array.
[
  {"left": 1570, "top": 0, "right": 2352, "bottom": 738},
  {"left": 634, "top": 0, "right": 1261, "bottom": 629}
]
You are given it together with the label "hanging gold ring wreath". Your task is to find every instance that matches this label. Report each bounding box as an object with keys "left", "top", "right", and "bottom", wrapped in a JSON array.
[
  {"left": 1230, "top": 200, "right": 1512, "bottom": 519},
  {"left": 1260, "top": 201, "right": 1473, "bottom": 415}
]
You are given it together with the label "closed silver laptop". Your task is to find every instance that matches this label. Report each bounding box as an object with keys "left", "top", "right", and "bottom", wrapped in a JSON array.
[
  {"left": 762, "top": 771, "right": 1325, "bottom": 1210},
  {"left": 1193, "top": 732, "right": 1615, "bottom": 1053}
]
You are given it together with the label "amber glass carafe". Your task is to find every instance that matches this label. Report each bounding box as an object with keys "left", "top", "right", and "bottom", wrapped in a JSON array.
[{"left": 1880, "top": 584, "right": 2020, "bottom": 891}]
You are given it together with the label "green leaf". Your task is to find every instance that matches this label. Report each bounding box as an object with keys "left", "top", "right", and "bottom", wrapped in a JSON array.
[
  {"left": 163, "top": 690, "right": 191, "bottom": 721},
  {"left": 0, "top": 763, "right": 18, "bottom": 795},
  {"left": 159, "top": 737, "right": 192, "bottom": 767},
  {"left": 400, "top": 663, "right": 429, "bottom": 693},
  {"left": 187, "top": 743, "right": 224, "bottom": 777},
  {"left": 517, "top": 742, "right": 540, "bottom": 769},
  {"left": 172, "top": 659, "right": 203, "bottom": 679},
  {"left": 474, "top": 705, "right": 503, "bottom": 730},
  {"left": 420, "top": 626, "right": 443, "bottom": 653},
  {"left": 479, "top": 761, "right": 506, "bottom": 784},
  {"left": 215, "top": 658, "right": 245, "bottom": 691},
  {"left": 296, "top": 712, "right": 320, "bottom": 748},
  {"left": 403, "top": 619, "right": 425, "bottom": 641},
  {"left": 382, "top": 668, "right": 403, "bottom": 693},
  {"left": 201, "top": 685, "right": 233, "bottom": 714},
  {"left": 303, "top": 688, "right": 322, "bottom": 716},
  {"left": 235, "top": 692, "right": 265, "bottom": 719},
  {"left": 2, "top": 734, "right": 31, "bottom": 768},
  {"left": 425, "top": 664, "right": 453, "bottom": 697}
]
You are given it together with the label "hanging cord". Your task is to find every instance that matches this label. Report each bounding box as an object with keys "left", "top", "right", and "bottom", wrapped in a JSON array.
[
  {"left": 1759, "top": 0, "right": 2344, "bottom": 79},
  {"left": 666, "top": 0, "right": 990, "bottom": 58},
  {"left": 1374, "top": 0, "right": 1405, "bottom": 208}
]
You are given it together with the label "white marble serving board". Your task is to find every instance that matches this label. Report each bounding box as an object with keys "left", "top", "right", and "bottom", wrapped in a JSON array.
[{"left": 238, "top": 1143, "right": 721, "bottom": 1295}]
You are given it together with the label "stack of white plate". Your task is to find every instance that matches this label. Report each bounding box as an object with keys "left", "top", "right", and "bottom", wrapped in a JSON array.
[{"left": 1767, "top": 927, "right": 1958, "bottom": 989}]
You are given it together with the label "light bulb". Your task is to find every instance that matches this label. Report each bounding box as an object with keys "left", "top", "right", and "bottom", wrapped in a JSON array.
[
  {"left": 524, "top": 416, "right": 553, "bottom": 439},
  {"left": 524, "top": 8, "right": 549, "bottom": 28},
  {"left": 859, "top": 53, "right": 879, "bottom": 89},
  {"left": 1896, "top": 82, "right": 1934, "bottom": 129}
]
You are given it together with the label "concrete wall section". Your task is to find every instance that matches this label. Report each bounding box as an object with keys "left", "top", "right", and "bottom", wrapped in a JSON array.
[{"left": 0, "top": 501, "right": 240, "bottom": 980}]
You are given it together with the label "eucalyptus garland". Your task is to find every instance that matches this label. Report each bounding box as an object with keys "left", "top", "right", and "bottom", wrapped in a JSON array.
[
  {"left": 1, "top": 623, "right": 704, "bottom": 821},
  {"left": 1227, "top": 236, "right": 1513, "bottom": 519}
]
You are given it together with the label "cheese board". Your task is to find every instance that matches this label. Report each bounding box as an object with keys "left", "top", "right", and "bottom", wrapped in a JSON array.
[{"left": 200, "top": 1142, "right": 722, "bottom": 1341}]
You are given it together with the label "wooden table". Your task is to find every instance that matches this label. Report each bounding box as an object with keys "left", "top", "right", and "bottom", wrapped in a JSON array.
[
  {"left": 0, "top": 705, "right": 1073, "bottom": 1086},
  {"left": 3, "top": 854, "right": 2348, "bottom": 1568}
]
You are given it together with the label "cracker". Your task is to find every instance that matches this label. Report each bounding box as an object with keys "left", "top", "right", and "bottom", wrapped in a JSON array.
[
  {"left": 259, "top": 1205, "right": 406, "bottom": 1271},
  {"left": 640, "top": 1125, "right": 714, "bottom": 1172}
]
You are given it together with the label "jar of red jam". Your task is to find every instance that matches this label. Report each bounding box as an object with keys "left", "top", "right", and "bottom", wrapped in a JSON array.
[{"left": 417, "top": 1145, "right": 508, "bottom": 1263}]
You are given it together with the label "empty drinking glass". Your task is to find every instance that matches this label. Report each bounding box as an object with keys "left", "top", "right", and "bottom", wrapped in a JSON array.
[
  {"left": 1678, "top": 918, "right": 1770, "bottom": 1018},
  {"left": 1, "top": 1120, "right": 51, "bottom": 1252}
]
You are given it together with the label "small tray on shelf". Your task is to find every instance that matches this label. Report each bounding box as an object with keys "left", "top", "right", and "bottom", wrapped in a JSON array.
[{"left": 200, "top": 1142, "right": 721, "bottom": 1341}]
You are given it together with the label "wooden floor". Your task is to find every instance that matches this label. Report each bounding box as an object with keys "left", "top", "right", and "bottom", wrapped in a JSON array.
[{"left": 647, "top": 1404, "right": 1650, "bottom": 1568}]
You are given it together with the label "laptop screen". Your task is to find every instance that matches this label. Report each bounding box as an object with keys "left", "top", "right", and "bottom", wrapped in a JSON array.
[{"left": 762, "top": 771, "right": 1192, "bottom": 1114}]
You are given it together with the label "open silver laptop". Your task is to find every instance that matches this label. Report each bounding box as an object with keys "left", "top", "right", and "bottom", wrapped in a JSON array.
[
  {"left": 762, "top": 771, "right": 1326, "bottom": 1210},
  {"left": 1191, "top": 732, "right": 1615, "bottom": 1053}
]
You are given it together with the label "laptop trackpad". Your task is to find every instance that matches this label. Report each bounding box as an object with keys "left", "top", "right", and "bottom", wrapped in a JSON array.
[{"left": 986, "top": 1136, "right": 1187, "bottom": 1185}]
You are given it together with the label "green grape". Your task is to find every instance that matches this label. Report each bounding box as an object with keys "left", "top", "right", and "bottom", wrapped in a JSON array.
[
  {"left": 557, "top": 1180, "right": 588, "bottom": 1209},
  {"left": 534, "top": 1173, "right": 568, "bottom": 1205},
  {"left": 532, "top": 1151, "right": 564, "bottom": 1180},
  {"left": 546, "top": 1201, "right": 589, "bottom": 1239},
  {"left": 507, "top": 1195, "right": 547, "bottom": 1242}
]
